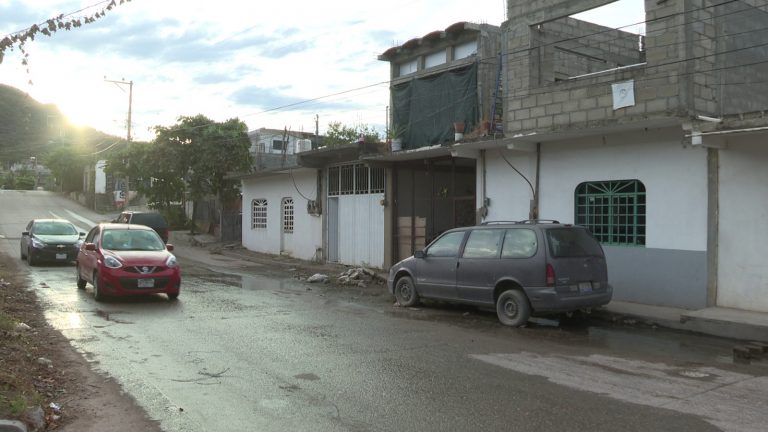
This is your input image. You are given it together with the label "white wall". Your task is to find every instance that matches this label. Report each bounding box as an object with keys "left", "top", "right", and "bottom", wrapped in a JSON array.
[
  {"left": 718, "top": 138, "right": 768, "bottom": 312},
  {"left": 482, "top": 149, "right": 538, "bottom": 222},
  {"left": 95, "top": 160, "right": 107, "bottom": 194},
  {"left": 539, "top": 128, "right": 707, "bottom": 251},
  {"left": 241, "top": 170, "right": 322, "bottom": 261},
  {"left": 481, "top": 128, "right": 709, "bottom": 251}
]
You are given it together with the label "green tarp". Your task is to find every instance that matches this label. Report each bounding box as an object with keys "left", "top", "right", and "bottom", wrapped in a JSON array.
[{"left": 392, "top": 62, "right": 478, "bottom": 150}]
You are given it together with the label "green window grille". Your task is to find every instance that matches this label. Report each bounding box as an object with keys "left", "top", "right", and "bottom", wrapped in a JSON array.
[{"left": 575, "top": 180, "right": 646, "bottom": 246}]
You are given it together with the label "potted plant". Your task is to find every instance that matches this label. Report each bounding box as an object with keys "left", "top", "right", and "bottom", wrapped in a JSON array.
[{"left": 388, "top": 123, "right": 407, "bottom": 152}]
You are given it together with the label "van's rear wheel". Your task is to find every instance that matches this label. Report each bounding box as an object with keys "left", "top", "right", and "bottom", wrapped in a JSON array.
[
  {"left": 496, "top": 289, "right": 530, "bottom": 327},
  {"left": 394, "top": 276, "right": 419, "bottom": 307}
]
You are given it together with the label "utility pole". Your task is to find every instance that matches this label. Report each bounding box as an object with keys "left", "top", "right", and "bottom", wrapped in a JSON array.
[{"left": 105, "top": 77, "right": 133, "bottom": 208}]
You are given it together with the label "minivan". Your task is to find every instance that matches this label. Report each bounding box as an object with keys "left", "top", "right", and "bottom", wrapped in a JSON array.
[
  {"left": 113, "top": 211, "right": 170, "bottom": 243},
  {"left": 386, "top": 220, "right": 612, "bottom": 327}
]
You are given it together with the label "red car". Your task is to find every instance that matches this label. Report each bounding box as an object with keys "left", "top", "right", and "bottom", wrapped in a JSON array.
[{"left": 76, "top": 223, "right": 181, "bottom": 301}]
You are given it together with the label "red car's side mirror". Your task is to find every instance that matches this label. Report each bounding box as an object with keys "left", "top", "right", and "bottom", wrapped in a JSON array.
[
  {"left": 84, "top": 243, "right": 97, "bottom": 251},
  {"left": 166, "top": 244, "right": 174, "bottom": 251}
]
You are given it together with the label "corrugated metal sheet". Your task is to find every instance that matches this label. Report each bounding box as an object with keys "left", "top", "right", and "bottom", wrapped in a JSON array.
[{"left": 336, "top": 194, "right": 385, "bottom": 268}]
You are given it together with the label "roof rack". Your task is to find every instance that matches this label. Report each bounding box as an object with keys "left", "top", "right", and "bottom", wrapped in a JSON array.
[
  {"left": 480, "top": 220, "right": 519, "bottom": 225},
  {"left": 480, "top": 219, "right": 561, "bottom": 225},
  {"left": 515, "top": 219, "right": 560, "bottom": 224}
]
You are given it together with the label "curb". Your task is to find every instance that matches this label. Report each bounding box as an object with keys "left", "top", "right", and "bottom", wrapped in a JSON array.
[{"left": 0, "top": 420, "right": 27, "bottom": 432}]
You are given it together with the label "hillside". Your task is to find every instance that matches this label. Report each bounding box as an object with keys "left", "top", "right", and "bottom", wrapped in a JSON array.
[{"left": 0, "top": 83, "right": 113, "bottom": 164}]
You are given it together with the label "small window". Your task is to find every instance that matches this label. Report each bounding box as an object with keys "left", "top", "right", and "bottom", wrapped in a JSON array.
[
  {"left": 272, "top": 140, "right": 285, "bottom": 151},
  {"left": 424, "top": 50, "right": 446, "bottom": 68},
  {"left": 398, "top": 58, "right": 418, "bottom": 76},
  {"left": 462, "top": 229, "right": 502, "bottom": 258},
  {"left": 251, "top": 199, "right": 267, "bottom": 229},
  {"left": 575, "top": 180, "right": 646, "bottom": 246},
  {"left": 501, "top": 229, "right": 538, "bottom": 258},
  {"left": 426, "top": 231, "right": 465, "bottom": 258},
  {"left": 282, "top": 198, "right": 294, "bottom": 234},
  {"left": 454, "top": 41, "right": 478, "bottom": 60}
]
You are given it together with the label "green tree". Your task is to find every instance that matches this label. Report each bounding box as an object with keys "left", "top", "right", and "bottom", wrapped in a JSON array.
[
  {"left": 44, "top": 145, "right": 88, "bottom": 192},
  {"left": 106, "top": 115, "right": 252, "bottom": 212},
  {"left": 324, "top": 122, "right": 381, "bottom": 147},
  {"left": 153, "top": 115, "right": 252, "bottom": 206}
]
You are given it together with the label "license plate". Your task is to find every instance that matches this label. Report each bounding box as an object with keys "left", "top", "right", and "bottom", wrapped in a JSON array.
[
  {"left": 578, "top": 282, "right": 592, "bottom": 293},
  {"left": 56, "top": 253, "right": 67, "bottom": 260},
  {"left": 137, "top": 279, "right": 154, "bottom": 288}
]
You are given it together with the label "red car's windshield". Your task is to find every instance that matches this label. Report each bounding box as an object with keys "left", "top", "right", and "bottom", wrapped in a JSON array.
[{"left": 101, "top": 229, "right": 165, "bottom": 251}]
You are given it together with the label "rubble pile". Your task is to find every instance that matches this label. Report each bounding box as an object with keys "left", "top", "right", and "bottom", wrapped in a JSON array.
[
  {"left": 336, "top": 267, "right": 384, "bottom": 288},
  {"left": 304, "top": 267, "right": 385, "bottom": 288}
]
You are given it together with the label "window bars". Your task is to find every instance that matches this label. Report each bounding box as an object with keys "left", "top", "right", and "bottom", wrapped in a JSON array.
[
  {"left": 328, "top": 163, "right": 385, "bottom": 196},
  {"left": 251, "top": 199, "right": 267, "bottom": 229},
  {"left": 575, "top": 180, "right": 646, "bottom": 246},
  {"left": 282, "top": 198, "right": 294, "bottom": 233}
]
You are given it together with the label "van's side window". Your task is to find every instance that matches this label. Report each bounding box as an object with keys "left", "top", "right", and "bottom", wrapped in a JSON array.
[
  {"left": 462, "top": 229, "right": 502, "bottom": 258},
  {"left": 425, "top": 231, "right": 465, "bottom": 258},
  {"left": 501, "top": 229, "right": 538, "bottom": 258}
]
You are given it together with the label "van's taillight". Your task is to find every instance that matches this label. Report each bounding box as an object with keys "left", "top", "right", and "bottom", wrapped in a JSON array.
[{"left": 546, "top": 264, "right": 556, "bottom": 286}]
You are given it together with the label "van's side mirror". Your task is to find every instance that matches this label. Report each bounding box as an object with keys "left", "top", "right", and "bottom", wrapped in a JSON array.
[
  {"left": 21, "top": 231, "right": 29, "bottom": 236},
  {"left": 84, "top": 243, "right": 97, "bottom": 251},
  {"left": 79, "top": 232, "right": 86, "bottom": 237},
  {"left": 166, "top": 244, "right": 174, "bottom": 251},
  {"left": 414, "top": 250, "right": 425, "bottom": 259}
]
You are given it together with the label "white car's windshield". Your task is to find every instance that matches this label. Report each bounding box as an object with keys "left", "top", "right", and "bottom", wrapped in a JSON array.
[
  {"left": 34, "top": 222, "right": 77, "bottom": 236},
  {"left": 101, "top": 229, "right": 165, "bottom": 251}
]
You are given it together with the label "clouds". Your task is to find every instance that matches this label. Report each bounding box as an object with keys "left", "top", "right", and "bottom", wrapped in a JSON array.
[{"left": 0, "top": 0, "right": 510, "bottom": 140}]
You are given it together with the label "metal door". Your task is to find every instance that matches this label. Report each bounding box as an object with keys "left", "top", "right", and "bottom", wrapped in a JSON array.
[{"left": 327, "top": 197, "right": 339, "bottom": 262}]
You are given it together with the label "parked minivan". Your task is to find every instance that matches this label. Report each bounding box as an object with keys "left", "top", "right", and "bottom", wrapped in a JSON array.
[
  {"left": 113, "top": 211, "right": 170, "bottom": 243},
  {"left": 387, "top": 220, "right": 612, "bottom": 327}
]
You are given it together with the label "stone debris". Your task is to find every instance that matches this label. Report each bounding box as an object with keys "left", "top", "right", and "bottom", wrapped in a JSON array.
[
  {"left": 23, "top": 406, "right": 45, "bottom": 432},
  {"left": 307, "top": 273, "right": 329, "bottom": 283},
  {"left": 36, "top": 357, "right": 52, "bottom": 368},
  {"left": 336, "top": 267, "right": 385, "bottom": 287},
  {"left": 14, "top": 322, "right": 32, "bottom": 332},
  {"left": 0, "top": 278, "right": 9, "bottom": 288}
]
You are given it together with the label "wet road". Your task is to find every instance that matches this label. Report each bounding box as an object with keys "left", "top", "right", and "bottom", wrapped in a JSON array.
[{"left": 1, "top": 190, "right": 768, "bottom": 431}]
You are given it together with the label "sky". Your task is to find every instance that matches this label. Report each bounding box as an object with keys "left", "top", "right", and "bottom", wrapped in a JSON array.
[{"left": 0, "top": 0, "right": 644, "bottom": 142}]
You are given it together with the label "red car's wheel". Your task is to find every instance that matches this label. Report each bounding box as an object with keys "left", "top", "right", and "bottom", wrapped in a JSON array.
[{"left": 92, "top": 272, "right": 104, "bottom": 301}]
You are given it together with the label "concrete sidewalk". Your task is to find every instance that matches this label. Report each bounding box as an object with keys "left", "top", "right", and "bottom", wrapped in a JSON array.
[
  {"left": 169, "top": 231, "right": 768, "bottom": 344},
  {"left": 594, "top": 300, "right": 768, "bottom": 343}
]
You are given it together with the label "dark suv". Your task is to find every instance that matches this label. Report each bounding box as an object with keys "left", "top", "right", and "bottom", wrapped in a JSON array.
[
  {"left": 387, "top": 220, "right": 612, "bottom": 327},
  {"left": 113, "top": 211, "right": 169, "bottom": 243}
]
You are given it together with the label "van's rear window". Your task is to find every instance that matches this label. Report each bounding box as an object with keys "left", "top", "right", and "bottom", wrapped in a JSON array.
[{"left": 545, "top": 228, "right": 603, "bottom": 257}]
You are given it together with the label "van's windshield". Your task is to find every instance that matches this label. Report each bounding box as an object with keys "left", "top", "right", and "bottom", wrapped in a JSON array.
[{"left": 545, "top": 228, "right": 603, "bottom": 258}]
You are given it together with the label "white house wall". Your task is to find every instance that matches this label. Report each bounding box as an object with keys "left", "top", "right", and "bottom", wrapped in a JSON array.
[
  {"left": 241, "top": 171, "right": 322, "bottom": 261},
  {"left": 718, "top": 139, "right": 768, "bottom": 312},
  {"left": 335, "top": 194, "right": 385, "bottom": 268},
  {"left": 481, "top": 127, "right": 709, "bottom": 308}
]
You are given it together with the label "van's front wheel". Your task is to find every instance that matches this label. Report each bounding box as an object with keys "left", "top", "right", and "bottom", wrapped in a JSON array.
[
  {"left": 394, "top": 276, "right": 419, "bottom": 307},
  {"left": 496, "top": 289, "right": 531, "bottom": 327}
]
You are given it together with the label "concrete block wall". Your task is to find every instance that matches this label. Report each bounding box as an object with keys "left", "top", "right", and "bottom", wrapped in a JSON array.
[
  {"left": 502, "top": 0, "right": 728, "bottom": 135},
  {"left": 537, "top": 16, "right": 643, "bottom": 82},
  {"left": 717, "top": 1, "right": 768, "bottom": 114}
]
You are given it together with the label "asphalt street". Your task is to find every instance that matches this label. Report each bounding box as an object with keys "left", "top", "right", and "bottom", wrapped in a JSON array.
[{"left": 1, "top": 190, "right": 767, "bottom": 432}]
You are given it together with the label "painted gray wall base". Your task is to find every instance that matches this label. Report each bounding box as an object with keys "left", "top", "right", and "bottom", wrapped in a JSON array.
[
  {"left": 604, "top": 246, "right": 707, "bottom": 309},
  {"left": 0, "top": 419, "right": 27, "bottom": 432}
]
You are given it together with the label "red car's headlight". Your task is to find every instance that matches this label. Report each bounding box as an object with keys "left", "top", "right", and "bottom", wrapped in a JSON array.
[{"left": 104, "top": 255, "right": 123, "bottom": 269}]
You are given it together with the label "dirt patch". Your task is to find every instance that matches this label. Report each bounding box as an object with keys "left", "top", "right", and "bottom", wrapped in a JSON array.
[{"left": 0, "top": 253, "right": 161, "bottom": 432}]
